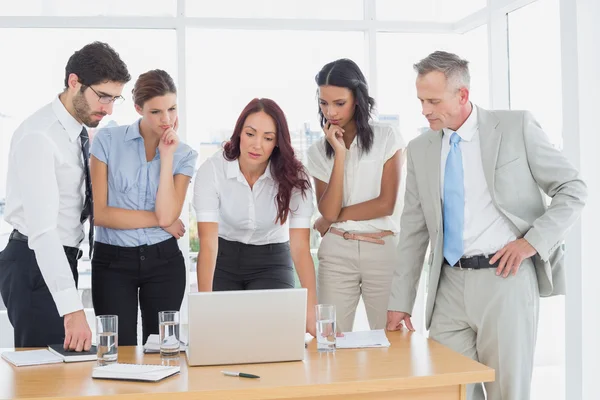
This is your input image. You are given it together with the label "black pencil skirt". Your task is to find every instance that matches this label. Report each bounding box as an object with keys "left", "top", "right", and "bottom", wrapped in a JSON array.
[{"left": 212, "top": 237, "right": 295, "bottom": 291}]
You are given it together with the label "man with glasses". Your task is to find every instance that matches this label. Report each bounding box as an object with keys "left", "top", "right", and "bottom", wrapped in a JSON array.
[{"left": 0, "top": 42, "right": 130, "bottom": 350}]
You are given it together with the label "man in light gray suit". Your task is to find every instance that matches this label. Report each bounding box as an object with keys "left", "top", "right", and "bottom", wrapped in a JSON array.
[{"left": 386, "top": 51, "right": 587, "bottom": 400}]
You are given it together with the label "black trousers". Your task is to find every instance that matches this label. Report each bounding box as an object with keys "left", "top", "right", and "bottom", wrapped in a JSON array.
[
  {"left": 213, "top": 237, "right": 295, "bottom": 291},
  {"left": 91, "top": 237, "right": 186, "bottom": 346},
  {"left": 0, "top": 238, "right": 80, "bottom": 347}
]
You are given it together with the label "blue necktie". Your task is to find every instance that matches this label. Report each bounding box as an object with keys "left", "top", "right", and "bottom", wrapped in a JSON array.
[{"left": 443, "top": 132, "right": 464, "bottom": 266}]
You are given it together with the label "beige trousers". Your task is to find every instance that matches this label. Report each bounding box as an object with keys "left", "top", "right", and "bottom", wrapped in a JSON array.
[
  {"left": 317, "top": 232, "right": 399, "bottom": 333},
  {"left": 429, "top": 259, "right": 540, "bottom": 400}
]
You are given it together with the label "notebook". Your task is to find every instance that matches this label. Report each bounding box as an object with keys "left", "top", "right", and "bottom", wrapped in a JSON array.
[
  {"left": 47, "top": 344, "right": 98, "bottom": 362},
  {"left": 92, "top": 363, "right": 181, "bottom": 382},
  {"left": 143, "top": 334, "right": 187, "bottom": 354},
  {"left": 1, "top": 349, "right": 63, "bottom": 367},
  {"left": 336, "top": 329, "right": 391, "bottom": 349}
]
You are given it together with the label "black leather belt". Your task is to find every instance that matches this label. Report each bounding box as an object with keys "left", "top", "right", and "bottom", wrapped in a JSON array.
[
  {"left": 445, "top": 254, "right": 499, "bottom": 270},
  {"left": 10, "top": 230, "right": 83, "bottom": 260}
]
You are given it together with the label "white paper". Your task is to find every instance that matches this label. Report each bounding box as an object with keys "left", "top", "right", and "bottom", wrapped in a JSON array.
[
  {"left": 143, "top": 334, "right": 187, "bottom": 353},
  {"left": 1, "top": 349, "right": 63, "bottom": 367},
  {"left": 336, "top": 329, "right": 391, "bottom": 349},
  {"left": 92, "top": 363, "right": 180, "bottom": 382}
]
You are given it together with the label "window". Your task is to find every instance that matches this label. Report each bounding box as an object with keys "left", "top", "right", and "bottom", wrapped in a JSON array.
[
  {"left": 186, "top": 0, "right": 363, "bottom": 20},
  {"left": 377, "top": 24, "right": 489, "bottom": 143},
  {"left": 0, "top": 28, "right": 177, "bottom": 311},
  {"left": 0, "top": 0, "right": 176, "bottom": 16},
  {"left": 185, "top": 28, "right": 365, "bottom": 289},
  {"left": 376, "top": 0, "right": 486, "bottom": 22},
  {"left": 509, "top": 0, "right": 562, "bottom": 147}
]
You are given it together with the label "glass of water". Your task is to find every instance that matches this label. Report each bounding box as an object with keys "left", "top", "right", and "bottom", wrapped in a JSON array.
[
  {"left": 159, "top": 310, "right": 180, "bottom": 357},
  {"left": 96, "top": 315, "right": 118, "bottom": 366},
  {"left": 315, "top": 304, "right": 336, "bottom": 352}
]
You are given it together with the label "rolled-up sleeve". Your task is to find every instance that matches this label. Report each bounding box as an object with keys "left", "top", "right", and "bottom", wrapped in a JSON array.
[
  {"left": 192, "top": 159, "right": 220, "bottom": 222},
  {"left": 383, "top": 124, "right": 406, "bottom": 162},
  {"left": 306, "top": 142, "right": 330, "bottom": 183},
  {"left": 289, "top": 183, "right": 314, "bottom": 229},
  {"left": 15, "top": 133, "right": 83, "bottom": 316},
  {"left": 175, "top": 146, "right": 199, "bottom": 178},
  {"left": 90, "top": 128, "right": 111, "bottom": 165}
]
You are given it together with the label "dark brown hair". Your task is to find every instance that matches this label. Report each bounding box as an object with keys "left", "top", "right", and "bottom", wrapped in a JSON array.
[
  {"left": 315, "top": 58, "right": 375, "bottom": 158},
  {"left": 64, "top": 41, "right": 130, "bottom": 88},
  {"left": 132, "top": 69, "right": 176, "bottom": 107},
  {"left": 224, "top": 98, "right": 311, "bottom": 225}
]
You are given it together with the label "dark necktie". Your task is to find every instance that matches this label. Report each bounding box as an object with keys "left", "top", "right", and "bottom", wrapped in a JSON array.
[{"left": 80, "top": 127, "right": 94, "bottom": 258}]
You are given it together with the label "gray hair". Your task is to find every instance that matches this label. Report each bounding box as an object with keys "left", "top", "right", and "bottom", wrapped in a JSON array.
[{"left": 413, "top": 51, "right": 470, "bottom": 90}]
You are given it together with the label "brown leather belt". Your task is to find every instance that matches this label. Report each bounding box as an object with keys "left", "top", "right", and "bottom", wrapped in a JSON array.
[{"left": 328, "top": 227, "right": 394, "bottom": 245}]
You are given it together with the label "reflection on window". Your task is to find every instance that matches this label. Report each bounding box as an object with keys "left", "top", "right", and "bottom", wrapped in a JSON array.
[
  {"left": 0, "top": 28, "right": 177, "bottom": 199},
  {"left": 186, "top": 0, "right": 363, "bottom": 20},
  {"left": 185, "top": 29, "right": 364, "bottom": 159},
  {"left": 377, "top": 25, "right": 489, "bottom": 142},
  {"left": 509, "top": 0, "right": 562, "bottom": 147},
  {"left": 0, "top": 0, "right": 176, "bottom": 16},
  {"left": 376, "top": 0, "right": 486, "bottom": 22}
]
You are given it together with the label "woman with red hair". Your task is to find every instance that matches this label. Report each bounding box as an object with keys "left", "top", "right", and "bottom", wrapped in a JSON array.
[{"left": 192, "top": 98, "right": 317, "bottom": 335}]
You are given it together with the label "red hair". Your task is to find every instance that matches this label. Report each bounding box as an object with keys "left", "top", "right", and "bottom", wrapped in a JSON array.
[{"left": 223, "top": 98, "right": 311, "bottom": 225}]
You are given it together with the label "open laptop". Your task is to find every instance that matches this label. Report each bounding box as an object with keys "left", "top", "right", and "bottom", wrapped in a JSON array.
[{"left": 186, "top": 288, "right": 307, "bottom": 366}]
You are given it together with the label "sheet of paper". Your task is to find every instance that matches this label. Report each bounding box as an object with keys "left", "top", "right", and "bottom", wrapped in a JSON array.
[
  {"left": 92, "top": 363, "right": 180, "bottom": 382},
  {"left": 1, "top": 349, "right": 63, "bottom": 367},
  {"left": 336, "top": 329, "right": 391, "bottom": 349},
  {"left": 143, "top": 334, "right": 187, "bottom": 353}
]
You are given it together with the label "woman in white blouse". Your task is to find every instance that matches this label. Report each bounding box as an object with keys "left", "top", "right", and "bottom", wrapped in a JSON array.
[
  {"left": 306, "top": 59, "right": 406, "bottom": 333},
  {"left": 193, "top": 98, "right": 317, "bottom": 336}
]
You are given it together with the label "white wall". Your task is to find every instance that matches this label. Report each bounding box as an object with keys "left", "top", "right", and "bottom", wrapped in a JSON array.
[{"left": 561, "top": 0, "right": 600, "bottom": 399}]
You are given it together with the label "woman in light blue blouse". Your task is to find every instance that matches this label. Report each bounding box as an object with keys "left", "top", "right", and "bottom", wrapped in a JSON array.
[{"left": 89, "top": 69, "right": 198, "bottom": 345}]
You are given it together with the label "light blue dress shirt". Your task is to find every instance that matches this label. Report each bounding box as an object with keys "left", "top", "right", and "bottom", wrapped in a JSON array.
[{"left": 90, "top": 119, "right": 198, "bottom": 247}]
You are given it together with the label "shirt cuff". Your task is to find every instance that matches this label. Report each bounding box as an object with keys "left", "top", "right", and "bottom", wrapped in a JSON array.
[
  {"left": 289, "top": 216, "right": 311, "bottom": 229},
  {"left": 524, "top": 228, "right": 549, "bottom": 261},
  {"left": 196, "top": 211, "right": 219, "bottom": 223},
  {"left": 52, "top": 287, "right": 84, "bottom": 317}
]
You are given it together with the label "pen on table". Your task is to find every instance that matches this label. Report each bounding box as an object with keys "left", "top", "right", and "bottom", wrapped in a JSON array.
[{"left": 222, "top": 371, "right": 260, "bottom": 379}]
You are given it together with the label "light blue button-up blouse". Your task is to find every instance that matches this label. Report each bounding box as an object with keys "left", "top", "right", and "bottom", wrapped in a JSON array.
[{"left": 90, "top": 119, "right": 198, "bottom": 247}]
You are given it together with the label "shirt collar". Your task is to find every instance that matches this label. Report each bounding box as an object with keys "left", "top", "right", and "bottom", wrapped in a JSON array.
[
  {"left": 52, "top": 95, "right": 83, "bottom": 143},
  {"left": 124, "top": 119, "right": 143, "bottom": 141},
  {"left": 226, "top": 158, "right": 273, "bottom": 182},
  {"left": 442, "top": 103, "right": 478, "bottom": 142}
]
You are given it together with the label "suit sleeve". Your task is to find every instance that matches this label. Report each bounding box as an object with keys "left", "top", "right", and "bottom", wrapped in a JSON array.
[
  {"left": 522, "top": 111, "right": 587, "bottom": 261},
  {"left": 388, "top": 143, "right": 431, "bottom": 314}
]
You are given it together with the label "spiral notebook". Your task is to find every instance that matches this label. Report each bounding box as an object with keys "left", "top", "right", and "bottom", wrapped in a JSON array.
[
  {"left": 92, "top": 363, "right": 181, "bottom": 382},
  {"left": 1, "top": 349, "right": 63, "bottom": 367},
  {"left": 2, "top": 346, "right": 97, "bottom": 367}
]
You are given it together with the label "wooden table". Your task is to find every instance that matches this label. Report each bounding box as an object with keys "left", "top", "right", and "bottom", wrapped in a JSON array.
[{"left": 0, "top": 330, "right": 494, "bottom": 400}]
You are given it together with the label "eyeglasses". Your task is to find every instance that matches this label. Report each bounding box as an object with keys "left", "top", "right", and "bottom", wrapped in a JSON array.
[{"left": 87, "top": 85, "right": 125, "bottom": 105}]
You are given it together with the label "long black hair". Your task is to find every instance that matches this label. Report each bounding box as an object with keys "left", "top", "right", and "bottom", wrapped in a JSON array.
[{"left": 315, "top": 58, "right": 375, "bottom": 158}]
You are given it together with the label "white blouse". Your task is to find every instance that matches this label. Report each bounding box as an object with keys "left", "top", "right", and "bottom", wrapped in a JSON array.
[
  {"left": 306, "top": 122, "right": 406, "bottom": 233},
  {"left": 193, "top": 151, "right": 314, "bottom": 245}
]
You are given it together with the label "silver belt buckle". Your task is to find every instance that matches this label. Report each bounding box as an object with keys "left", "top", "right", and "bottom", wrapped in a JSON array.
[{"left": 457, "top": 258, "right": 474, "bottom": 271}]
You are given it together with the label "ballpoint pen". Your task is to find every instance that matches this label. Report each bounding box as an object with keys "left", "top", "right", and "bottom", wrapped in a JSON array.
[{"left": 221, "top": 371, "right": 260, "bottom": 379}]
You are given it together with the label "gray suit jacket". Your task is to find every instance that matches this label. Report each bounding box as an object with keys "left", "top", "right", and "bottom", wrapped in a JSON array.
[{"left": 388, "top": 106, "right": 587, "bottom": 329}]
